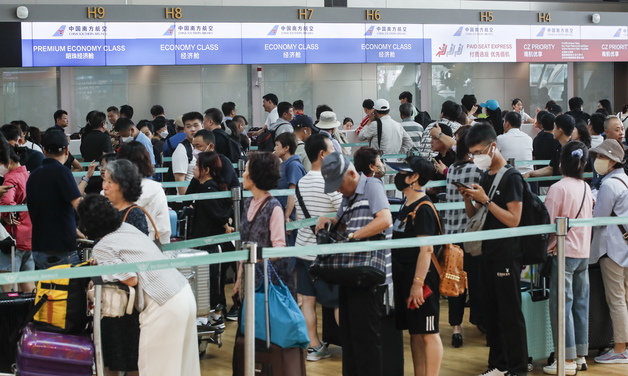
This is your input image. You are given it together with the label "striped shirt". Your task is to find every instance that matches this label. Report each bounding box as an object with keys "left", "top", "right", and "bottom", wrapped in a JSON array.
[
  {"left": 295, "top": 170, "right": 343, "bottom": 260},
  {"left": 92, "top": 223, "right": 188, "bottom": 306},
  {"left": 401, "top": 118, "right": 424, "bottom": 151}
]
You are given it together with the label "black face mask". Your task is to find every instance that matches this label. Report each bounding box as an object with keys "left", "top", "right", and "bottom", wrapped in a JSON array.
[{"left": 394, "top": 172, "right": 410, "bottom": 191}]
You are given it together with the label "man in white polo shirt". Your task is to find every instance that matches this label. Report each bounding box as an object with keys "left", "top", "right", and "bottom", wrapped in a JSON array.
[
  {"left": 172, "top": 111, "right": 202, "bottom": 194},
  {"left": 497, "top": 111, "right": 533, "bottom": 175}
]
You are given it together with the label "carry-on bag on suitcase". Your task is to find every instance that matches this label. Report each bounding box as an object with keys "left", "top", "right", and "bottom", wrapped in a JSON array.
[
  {"left": 521, "top": 264, "right": 553, "bottom": 370},
  {"left": 16, "top": 323, "right": 94, "bottom": 376},
  {"left": 234, "top": 259, "right": 306, "bottom": 376},
  {"left": 588, "top": 262, "right": 614, "bottom": 354}
]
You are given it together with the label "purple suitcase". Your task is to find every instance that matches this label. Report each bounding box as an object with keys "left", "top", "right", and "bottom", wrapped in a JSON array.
[{"left": 16, "top": 323, "right": 94, "bottom": 376}]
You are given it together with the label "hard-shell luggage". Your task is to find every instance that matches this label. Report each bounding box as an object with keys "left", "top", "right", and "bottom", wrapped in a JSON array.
[
  {"left": 168, "top": 208, "right": 178, "bottom": 238},
  {"left": 16, "top": 323, "right": 94, "bottom": 376},
  {"left": 0, "top": 292, "right": 35, "bottom": 372},
  {"left": 521, "top": 265, "right": 553, "bottom": 368},
  {"left": 164, "top": 248, "right": 211, "bottom": 316},
  {"left": 588, "top": 263, "right": 614, "bottom": 353},
  {"left": 234, "top": 337, "right": 306, "bottom": 376}
]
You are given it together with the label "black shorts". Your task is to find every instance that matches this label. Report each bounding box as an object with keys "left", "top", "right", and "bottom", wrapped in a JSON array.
[
  {"left": 392, "top": 261, "right": 440, "bottom": 335},
  {"left": 296, "top": 258, "right": 339, "bottom": 308}
]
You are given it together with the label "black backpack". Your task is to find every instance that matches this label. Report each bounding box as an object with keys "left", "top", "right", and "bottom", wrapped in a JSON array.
[
  {"left": 505, "top": 169, "right": 551, "bottom": 265},
  {"left": 219, "top": 131, "right": 247, "bottom": 163},
  {"left": 251, "top": 127, "right": 277, "bottom": 152}
]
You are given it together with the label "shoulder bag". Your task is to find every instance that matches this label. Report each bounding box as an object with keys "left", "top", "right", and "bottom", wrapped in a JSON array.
[
  {"left": 123, "top": 205, "right": 162, "bottom": 250},
  {"left": 611, "top": 177, "right": 628, "bottom": 244},
  {"left": 407, "top": 200, "right": 467, "bottom": 297},
  {"left": 463, "top": 166, "right": 510, "bottom": 256},
  {"left": 100, "top": 283, "right": 136, "bottom": 318}
]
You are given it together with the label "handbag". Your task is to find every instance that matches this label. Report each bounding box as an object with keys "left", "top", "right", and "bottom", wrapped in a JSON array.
[
  {"left": 409, "top": 200, "right": 467, "bottom": 297},
  {"left": 122, "top": 205, "right": 162, "bottom": 250},
  {"left": 309, "top": 184, "right": 387, "bottom": 287},
  {"left": 240, "top": 261, "right": 309, "bottom": 349},
  {"left": 463, "top": 166, "right": 509, "bottom": 256},
  {"left": 100, "top": 283, "right": 136, "bottom": 318}
]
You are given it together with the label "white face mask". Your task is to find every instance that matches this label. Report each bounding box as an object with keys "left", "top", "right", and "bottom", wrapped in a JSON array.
[
  {"left": 593, "top": 158, "right": 611, "bottom": 176},
  {"left": 192, "top": 149, "right": 201, "bottom": 160},
  {"left": 121, "top": 136, "right": 134, "bottom": 143},
  {"left": 159, "top": 130, "right": 169, "bottom": 139},
  {"left": 473, "top": 145, "right": 493, "bottom": 170},
  {"left": 0, "top": 165, "right": 8, "bottom": 177}
]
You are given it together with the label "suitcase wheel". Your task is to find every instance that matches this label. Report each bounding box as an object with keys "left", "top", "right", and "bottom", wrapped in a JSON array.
[{"left": 527, "top": 357, "right": 534, "bottom": 372}]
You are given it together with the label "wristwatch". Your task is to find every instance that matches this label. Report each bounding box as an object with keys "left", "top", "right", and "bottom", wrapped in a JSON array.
[
  {"left": 483, "top": 199, "right": 492, "bottom": 207},
  {"left": 81, "top": 177, "right": 89, "bottom": 183},
  {"left": 437, "top": 132, "right": 443, "bottom": 139},
  {"left": 347, "top": 232, "right": 355, "bottom": 240}
]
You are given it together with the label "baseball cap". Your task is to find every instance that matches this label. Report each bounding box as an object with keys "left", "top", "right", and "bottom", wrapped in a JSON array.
[
  {"left": 42, "top": 128, "right": 68, "bottom": 154},
  {"left": 480, "top": 99, "right": 500, "bottom": 111},
  {"left": 387, "top": 156, "right": 427, "bottom": 173},
  {"left": 589, "top": 139, "right": 625, "bottom": 163},
  {"left": 291, "top": 114, "right": 317, "bottom": 132},
  {"left": 373, "top": 99, "right": 390, "bottom": 112},
  {"left": 321, "top": 152, "right": 351, "bottom": 193}
]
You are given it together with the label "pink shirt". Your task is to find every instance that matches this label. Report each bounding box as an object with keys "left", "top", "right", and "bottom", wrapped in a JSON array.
[
  {"left": 545, "top": 177, "right": 593, "bottom": 258},
  {"left": 247, "top": 193, "right": 286, "bottom": 248}
]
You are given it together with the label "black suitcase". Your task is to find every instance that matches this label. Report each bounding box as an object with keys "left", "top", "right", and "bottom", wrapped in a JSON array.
[
  {"left": 0, "top": 291, "right": 35, "bottom": 372},
  {"left": 588, "top": 263, "right": 614, "bottom": 354}
]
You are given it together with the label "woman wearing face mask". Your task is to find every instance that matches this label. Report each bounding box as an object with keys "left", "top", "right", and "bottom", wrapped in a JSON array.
[
  {"left": 588, "top": 139, "right": 628, "bottom": 364},
  {"left": 388, "top": 156, "right": 443, "bottom": 376}
]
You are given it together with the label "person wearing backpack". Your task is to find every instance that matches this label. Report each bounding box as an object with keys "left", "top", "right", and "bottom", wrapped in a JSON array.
[
  {"left": 460, "top": 122, "right": 528, "bottom": 376},
  {"left": 542, "top": 141, "right": 593, "bottom": 375},
  {"left": 172, "top": 112, "right": 203, "bottom": 195},
  {"left": 388, "top": 156, "right": 443, "bottom": 376}
]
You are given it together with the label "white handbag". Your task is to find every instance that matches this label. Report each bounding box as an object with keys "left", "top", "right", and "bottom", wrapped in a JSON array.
[{"left": 101, "top": 284, "right": 136, "bottom": 318}]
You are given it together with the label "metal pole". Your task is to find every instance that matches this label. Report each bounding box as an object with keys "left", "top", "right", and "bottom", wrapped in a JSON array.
[
  {"left": 263, "top": 258, "right": 270, "bottom": 349},
  {"left": 508, "top": 157, "right": 516, "bottom": 167},
  {"left": 238, "top": 159, "right": 246, "bottom": 178},
  {"left": 93, "top": 284, "right": 105, "bottom": 376},
  {"left": 232, "top": 186, "right": 242, "bottom": 250},
  {"left": 243, "top": 242, "right": 257, "bottom": 376},
  {"left": 555, "top": 217, "right": 568, "bottom": 376}
]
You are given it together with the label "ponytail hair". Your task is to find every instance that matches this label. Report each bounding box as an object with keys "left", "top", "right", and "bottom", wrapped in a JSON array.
[
  {"left": 197, "top": 151, "right": 226, "bottom": 191},
  {"left": 560, "top": 141, "right": 588, "bottom": 180}
]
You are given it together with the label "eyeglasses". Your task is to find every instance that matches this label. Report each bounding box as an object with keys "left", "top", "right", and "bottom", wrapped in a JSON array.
[{"left": 468, "top": 143, "right": 491, "bottom": 159}]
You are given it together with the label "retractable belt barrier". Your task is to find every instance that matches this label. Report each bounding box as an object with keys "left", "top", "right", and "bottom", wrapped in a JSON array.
[{"left": 0, "top": 215, "right": 625, "bottom": 285}]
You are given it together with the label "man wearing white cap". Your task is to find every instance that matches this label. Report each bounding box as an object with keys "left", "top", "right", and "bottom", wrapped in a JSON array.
[
  {"left": 358, "top": 99, "right": 413, "bottom": 155},
  {"left": 316, "top": 111, "right": 344, "bottom": 154}
]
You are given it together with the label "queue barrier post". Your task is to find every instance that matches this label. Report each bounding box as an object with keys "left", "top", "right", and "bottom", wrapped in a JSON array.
[
  {"left": 555, "top": 217, "right": 568, "bottom": 376},
  {"left": 243, "top": 242, "right": 257, "bottom": 376},
  {"left": 93, "top": 284, "right": 105, "bottom": 376},
  {"left": 508, "top": 158, "right": 516, "bottom": 167},
  {"left": 238, "top": 159, "right": 246, "bottom": 178},
  {"left": 232, "top": 186, "right": 242, "bottom": 250}
]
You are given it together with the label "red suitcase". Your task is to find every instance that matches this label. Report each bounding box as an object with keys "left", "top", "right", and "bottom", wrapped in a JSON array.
[{"left": 16, "top": 323, "right": 94, "bottom": 376}]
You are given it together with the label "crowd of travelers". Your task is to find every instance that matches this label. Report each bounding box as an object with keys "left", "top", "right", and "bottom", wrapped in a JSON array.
[{"left": 0, "top": 92, "right": 627, "bottom": 376}]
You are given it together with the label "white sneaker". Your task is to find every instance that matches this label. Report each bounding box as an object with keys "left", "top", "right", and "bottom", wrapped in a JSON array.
[
  {"left": 576, "top": 356, "right": 587, "bottom": 371},
  {"left": 542, "top": 360, "right": 577, "bottom": 375},
  {"left": 478, "top": 368, "right": 506, "bottom": 376}
]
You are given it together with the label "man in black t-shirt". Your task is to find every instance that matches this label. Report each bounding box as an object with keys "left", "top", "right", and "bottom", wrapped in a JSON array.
[
  {"left": 460, "top": 123, "right": 528, "bottom": 376},
  {"left": 26, "top": 129, "right": 82, "bottom": 270},
  {"left": 531, "top": 112, "right": 560, "bottom": 192}
]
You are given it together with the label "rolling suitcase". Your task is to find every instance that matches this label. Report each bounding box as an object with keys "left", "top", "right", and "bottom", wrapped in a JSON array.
[
  {"left": 521, "top": 265, "right": 553, "bottom": 368},
  {"left": 0, "top": 291, "right": 35, "bottom": 372},
  {"left": 588, "top": 263, "right": 614, "bottom": 354},
  {"left": 16, "top": 323, "right": 94, "bottom": 376}
]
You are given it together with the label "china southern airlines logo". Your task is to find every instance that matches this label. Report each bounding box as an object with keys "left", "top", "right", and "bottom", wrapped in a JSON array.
[
  {"left": 537, "top": 27, "right": 546, "bottom": 37},
  {"left": 365, "top": 26, "right": 375, "bottom": 36},
  {"left": 163, "top": 25, "right": 175, "bottom": 36},
  {"left": 614, "top": 28, "right": 623, "bottom": 38},
  {"left": 268, "top": 25, "right": 279, "bottom": 36},
  {"left": 453, "top": 27, "right": 463, "bottom": 36},
  {"left": 52, "top": 25, "right": 66, "bottom": 37}
]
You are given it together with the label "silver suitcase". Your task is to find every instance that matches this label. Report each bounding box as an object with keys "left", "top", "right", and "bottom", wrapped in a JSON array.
[{"left": 164, "top": 249, "right": 211, "bottom": 316}]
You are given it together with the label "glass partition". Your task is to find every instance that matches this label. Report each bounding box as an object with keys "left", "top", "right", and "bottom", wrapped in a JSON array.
[
  {"left": 574, "top": 62, "right": 614, "bottom": 114},
  {"left": 529, "top": 63, "right": 567, "bottom": 113},
  {"left": 1, "top": 68, "right": 58, "bottom": 128}
]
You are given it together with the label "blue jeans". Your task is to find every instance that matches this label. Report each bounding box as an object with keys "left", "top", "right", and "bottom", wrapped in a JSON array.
[
  {"left": 33, "top": 251, "right": 80, "bottom": 270},
  {"left": 549, "top": 257, "right": 589, "bottom": 359}
]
